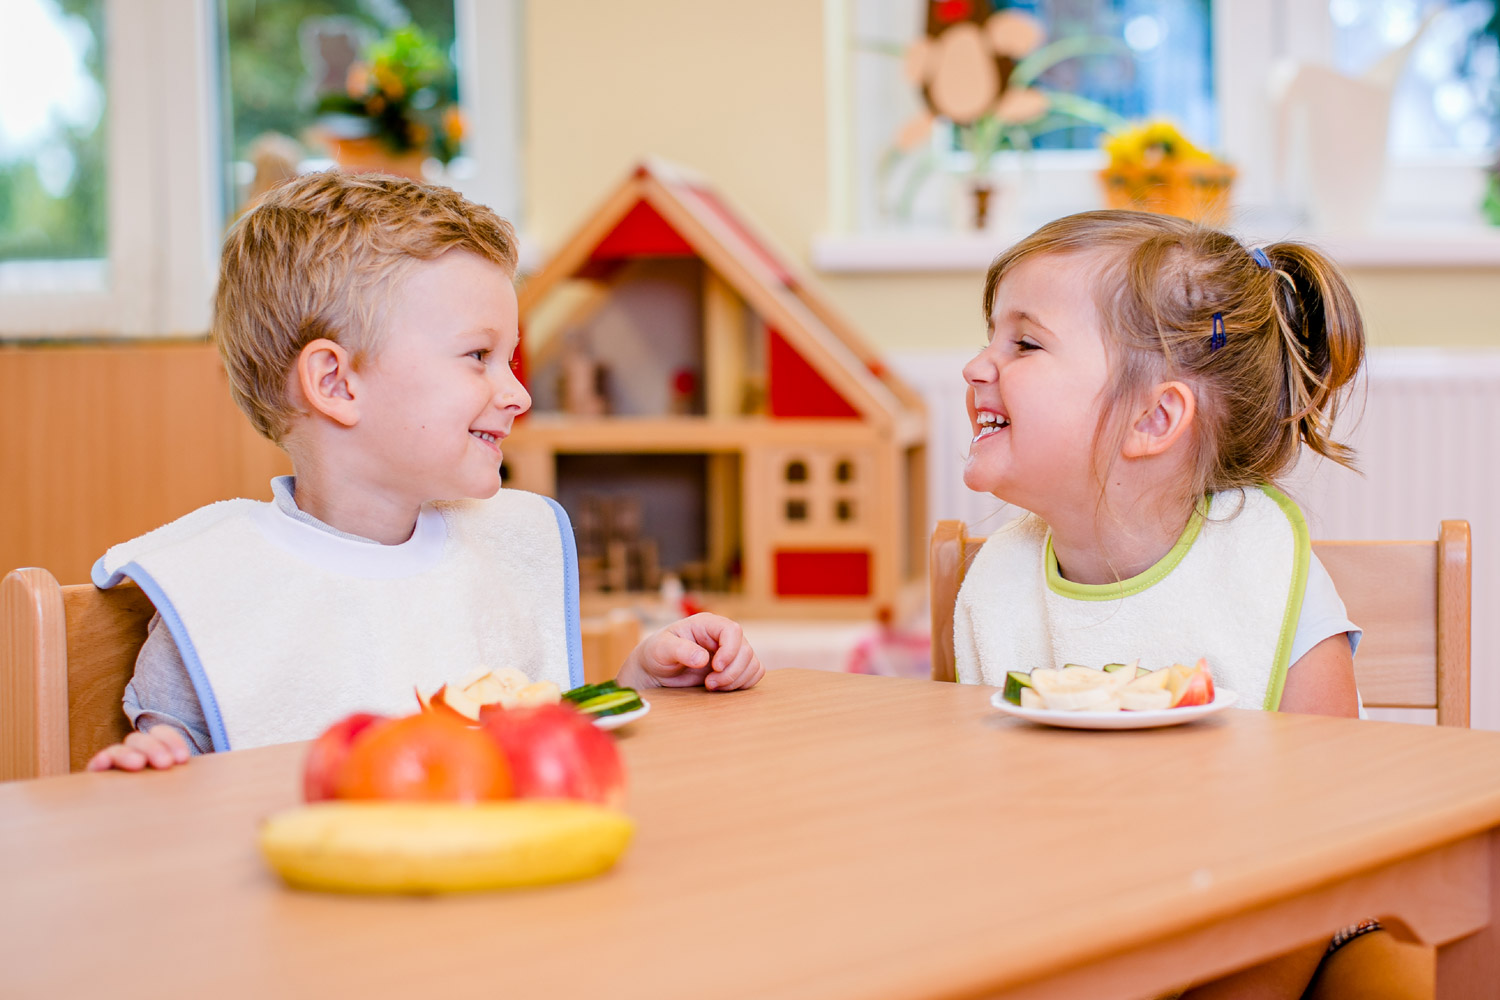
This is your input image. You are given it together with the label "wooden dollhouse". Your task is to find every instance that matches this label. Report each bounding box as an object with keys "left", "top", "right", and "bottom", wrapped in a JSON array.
[{"left": 505, "top": 160, "right": 927, "bottom": 619}]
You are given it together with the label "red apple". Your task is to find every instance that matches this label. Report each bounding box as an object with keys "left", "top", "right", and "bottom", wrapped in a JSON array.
[
  {"left": 335, "top": 713, "right": 513, "bottom": 802},
  {"left": 1169, "top": 659, "right": 1216, "bottom": 708},
  {"left": 303, "top": 712, "right": 386, "bottom": 802},
  {"left": 480, "top": 703, "right": 626, "bottom": 808}
]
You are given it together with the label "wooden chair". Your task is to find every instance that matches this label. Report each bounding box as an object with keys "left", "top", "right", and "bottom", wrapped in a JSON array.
[
  {"left": 1, "top": 568, "right": 152, "bottom": 780},
  {"left": 1, "top": 566, "right": 646, "bottom": 781},
  {"left": 929, "top": 519, "right": 1473, "bottom": 726}
]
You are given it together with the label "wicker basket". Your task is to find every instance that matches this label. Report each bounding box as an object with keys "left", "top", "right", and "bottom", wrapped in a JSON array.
[{"left": 1099, "top": 160, "right": 1236, "bottom": 226}]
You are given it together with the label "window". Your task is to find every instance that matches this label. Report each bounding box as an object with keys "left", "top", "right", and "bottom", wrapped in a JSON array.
[
  {"left": 0, "top": 0, "right": 106, "bottom": 264},
  {"left": 785, "top": 459, "right": 809, "bottom": 483},
  {"left": 831, "top": 0, "right": 1499, "bottom": 243},
  {"left": 2, "top": 0, "right": 522, "bottom": 338}
]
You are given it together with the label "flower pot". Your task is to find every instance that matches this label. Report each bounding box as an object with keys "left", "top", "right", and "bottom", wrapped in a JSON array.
[
  {"left": 1099, "top": 161, "right": 1235, "bottom": 226},
  {"left": 322, "top": 135, "right": 427, "bottom": 180}
]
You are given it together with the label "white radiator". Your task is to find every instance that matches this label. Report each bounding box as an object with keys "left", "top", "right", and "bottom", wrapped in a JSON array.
[{"left": 893, "top": 348, "right": 1500, "bottom": 730}]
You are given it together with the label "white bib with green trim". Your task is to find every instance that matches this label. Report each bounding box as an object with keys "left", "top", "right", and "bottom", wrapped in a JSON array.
[{"left": 954, "top": 486, "right": 1309, "bottom": 711}]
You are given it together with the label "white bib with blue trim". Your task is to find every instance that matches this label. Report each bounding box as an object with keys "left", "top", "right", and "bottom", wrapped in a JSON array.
[
  {"left": 954, "top": 486, "right": 1310, "bottom": 711},
  {"left": 94, "top": 487, "right": 582, "bottom": 751}
]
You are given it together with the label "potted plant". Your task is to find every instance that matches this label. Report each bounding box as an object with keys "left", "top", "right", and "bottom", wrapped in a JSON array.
[
  {"left": 1098, "top": 120, "right": 1235, "bottom": 225},
  {"left": 313, "top": 24, "right": 462, "bottom": 179}
]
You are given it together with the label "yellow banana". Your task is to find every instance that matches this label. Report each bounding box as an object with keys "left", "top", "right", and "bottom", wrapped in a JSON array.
[{"left": 260, "top": 800, "right": 634, "bottom": 894}]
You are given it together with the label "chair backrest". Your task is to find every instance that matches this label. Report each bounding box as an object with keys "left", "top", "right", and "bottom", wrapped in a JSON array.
[
  {"left": 929, "top": 519, "right": 1472, "bottom": 726},
  {"left": 1, "top": 565, "right": 646, "bottom": 780},
  {"left": 2, "top": 568, "right": 153, "bottom": 779}
]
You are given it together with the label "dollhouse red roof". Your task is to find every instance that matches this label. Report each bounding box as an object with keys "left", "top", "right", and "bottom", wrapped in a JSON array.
[{"left": 518, "top": 159, "right": 924, "bottom": 429}]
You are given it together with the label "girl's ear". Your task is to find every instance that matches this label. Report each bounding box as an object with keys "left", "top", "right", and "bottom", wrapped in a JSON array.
[
  {"left": 1122, "top": 381, "right": 1196, "bottom": 459},
  {"left": 294, "top": 338, "right": 361, "bottom": 428}
]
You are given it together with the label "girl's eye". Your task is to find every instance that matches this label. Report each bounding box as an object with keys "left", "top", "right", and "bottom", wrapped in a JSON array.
[
  {"left": 1015, "top": 338, "right": 1040, "bottom": 353},
  {"left": 468, "top": 349, "right": 490, "bottom": 363}
]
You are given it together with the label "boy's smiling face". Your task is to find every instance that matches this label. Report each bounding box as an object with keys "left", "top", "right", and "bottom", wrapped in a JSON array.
[
  {"left": 352, "top": 248, "right": 530, "bottom": 506},
  {"left": 962, "top": 252, "right": 1113, "bottom": 516}
]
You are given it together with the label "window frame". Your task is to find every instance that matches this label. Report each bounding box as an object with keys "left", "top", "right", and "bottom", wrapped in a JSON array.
[
  {"left": 823, "top": 0, "right": 1498, "bottom": 256},
  {"left": 1, "top": 0, "right": 524, "bottom": 340}
]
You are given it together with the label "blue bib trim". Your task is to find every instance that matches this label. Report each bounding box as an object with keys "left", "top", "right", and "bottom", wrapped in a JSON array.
[
  {"left": 91, "top": 556, "right": 233, "bottom": 752},
  {"left": 541, "top": 496, "right": 586, "bottom": 689}
]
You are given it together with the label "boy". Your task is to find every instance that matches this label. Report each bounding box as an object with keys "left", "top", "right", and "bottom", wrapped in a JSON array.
[{"left": 88, "top": 171, "right": 763, "bottom": 771}]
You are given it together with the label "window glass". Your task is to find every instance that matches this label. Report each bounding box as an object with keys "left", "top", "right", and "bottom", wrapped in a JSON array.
[
  {"left": 219, "top": 0, "right": 458, "bottom": 217},
  {"left": 1329, "top": 0, "right": 1498, "bottom": 154},
  {"left": 993, "top": 0, "right": 1215, "bottom": 151},
  {"left": 0, "top": 0, "right": 106, "bottom": 262}
]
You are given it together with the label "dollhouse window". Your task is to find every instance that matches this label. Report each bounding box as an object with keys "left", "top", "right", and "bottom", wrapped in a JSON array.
[
  {"left": 835, "top": 499, "right": 856, "bottom": 523},
  {"left": 786, "top": 499, "right": 808, "bottom": 521},
  {"left": 785, "top": 460, "right": 808, "bottom": 483},
  {"left": 835, "top": 459, "right": 855, "bottom": 483}
]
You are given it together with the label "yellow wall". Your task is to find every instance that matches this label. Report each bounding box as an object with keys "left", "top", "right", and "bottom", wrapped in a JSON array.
[{"left": 525, "top": 0, "right": 1500, "bottom": 354}]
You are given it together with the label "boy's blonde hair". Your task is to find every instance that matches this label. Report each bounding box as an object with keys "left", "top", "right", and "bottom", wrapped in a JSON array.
[
  {"left": 982, "top": 210, "right": 1364, "bottom": 513},
  {"left": 214, "top": 171, "right": 519, "bottom": 442}
]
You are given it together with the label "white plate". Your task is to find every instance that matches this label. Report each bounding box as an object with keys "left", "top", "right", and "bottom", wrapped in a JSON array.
[
  {"left": 591, "top": 700, "right": 650, "bottom": 730},
  {"left": 989, "top": 688, "right": 1238, "bottom": 730}
]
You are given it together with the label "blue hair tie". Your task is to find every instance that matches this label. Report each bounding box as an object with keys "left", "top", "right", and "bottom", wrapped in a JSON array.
[
  {"left": 1210, "top": 312, "right": 1226, "bottom": 352},
  {"left": 1251, "top": 247, "right": 1271, "bottom": 269}
]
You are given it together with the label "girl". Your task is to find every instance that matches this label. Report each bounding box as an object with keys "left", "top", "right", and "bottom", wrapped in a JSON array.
[{"left": 955, "top": 210, "right": 1377, "bottom": 997}]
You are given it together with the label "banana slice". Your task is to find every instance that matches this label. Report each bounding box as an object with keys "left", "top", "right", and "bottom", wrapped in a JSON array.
[
  {"left": 1119, "top": 667, "right": 1173, "bottom": 711},
  {"left": 1029, "top": 665, "right": 1119, "bottom": 711},
  {"left": 260, "top": 801, "right": 634, "bottom": 894}
]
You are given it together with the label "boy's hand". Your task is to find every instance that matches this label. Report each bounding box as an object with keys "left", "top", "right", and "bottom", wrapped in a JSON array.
[
  {"left": 85, "top": 726, "right": 190, "bottom": 772},
  {"left": 620, "top": 614, "right": 764, "bottom": 692}
]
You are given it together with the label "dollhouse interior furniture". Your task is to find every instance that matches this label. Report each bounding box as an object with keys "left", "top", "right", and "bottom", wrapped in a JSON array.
[
  {"left": 0, "top": 567, "right": 642, "bottom": 780},
  {"left": 507, "top": 159, "right": 927, "bottom": 622},
  {"left": 928, "top": 518, "right": 1473, "bottom": 726}
]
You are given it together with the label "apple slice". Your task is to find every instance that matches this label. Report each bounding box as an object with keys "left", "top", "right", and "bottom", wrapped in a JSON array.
[
  {"left": 1166, "top": 660, "right": 1215, "bottom": 708},
  {"left": 1030, "top": 666, "right": 1118, "bottom": 711},
  {"left": 427, "top": 683, "right": 484, "bottom": 722}
]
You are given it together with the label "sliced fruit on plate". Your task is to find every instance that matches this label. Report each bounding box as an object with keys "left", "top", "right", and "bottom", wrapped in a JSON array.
[
  {"left": 1119, "top": 667, "right": 1173, "bottom": 712},
  {"left": 259, "top": 800, "right": 634, "bottom": 894},
  {"left": 1166, "top": 658, "right": 1215, "bottom": 708},
  {"left": 1001, "top": 670, "right": 1033, "bottom": 706},
  {"left": 1029, "top": 665, "right": 1120, "bottom": 711},
  {"left": 1019, "top": 687, "right": 1045, "bottom": 710}
]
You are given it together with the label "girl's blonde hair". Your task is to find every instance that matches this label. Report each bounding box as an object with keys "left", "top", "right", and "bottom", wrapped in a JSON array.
[
  {"left": 214, "top": 170, "right": 519, "bottom": 443},
  {"left": 981, "top": 210, "right": 1364, "bottom": 511}
]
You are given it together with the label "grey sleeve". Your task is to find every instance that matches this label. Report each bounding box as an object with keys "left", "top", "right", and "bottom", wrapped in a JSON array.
[{"left": 121, "top": 613, "right": 216, "bottom": 755}]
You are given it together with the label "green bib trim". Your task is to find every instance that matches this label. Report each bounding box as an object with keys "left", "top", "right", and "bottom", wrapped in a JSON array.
[
  {"left": 1042, "top": 485, "right": 1310, "bottom": 711},
  {"left": 1259, "top": 484, "right": 1310, "bottom": 711},
  {"left": 1044, "top": 503, "right": 1205, "bottom": 602}
]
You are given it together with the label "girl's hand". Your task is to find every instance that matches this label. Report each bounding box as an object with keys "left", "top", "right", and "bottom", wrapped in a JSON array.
[
  {"left": 618, "top": 614, "right": 765, "bottom": 692},
  {"left": 86, "top": 726, "right": 191, "bottom": 772}
]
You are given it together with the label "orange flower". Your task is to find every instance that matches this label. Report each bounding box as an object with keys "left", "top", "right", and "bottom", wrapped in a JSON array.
[
  {"left": 443, "top": 106, "right": 466, "bottom": 143},
  {"left": 346, "top": 63, "right": 370, "bottom": 98}
]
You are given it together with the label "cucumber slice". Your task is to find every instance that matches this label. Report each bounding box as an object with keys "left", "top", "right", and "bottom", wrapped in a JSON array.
[
  {"left": 1102, "top": 663, "right": 1130, "bottom": 673},
  {"left": 1001, "top": 670, "right": 1033, "bottom": 706},
  {"left": 563, "top": 681, "right": 621, "bottom": 704},
  {"left": 577, "top": 690, "right": 642, "bottom": 716}
]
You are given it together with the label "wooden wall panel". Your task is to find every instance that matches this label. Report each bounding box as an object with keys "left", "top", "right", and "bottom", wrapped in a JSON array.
[{"left": 0, "top": 342, "right": 292, "bottom": 586}]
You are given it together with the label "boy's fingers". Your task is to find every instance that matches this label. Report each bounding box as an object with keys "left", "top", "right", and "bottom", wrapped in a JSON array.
[
  {"left": 712, "top": 651, "right": 763, "bottom": 690},
  {"left": 660, "top": 632, "right": 710, "bottom": 670},
  {"left": 706, "top": 642, "right": 754, "bottom": 686},
  {"left": 149, "top": 726, "right": 190, "bottom": 762},
  {"left": 125, "top": 731, "right": 174, "bottom": 770}
]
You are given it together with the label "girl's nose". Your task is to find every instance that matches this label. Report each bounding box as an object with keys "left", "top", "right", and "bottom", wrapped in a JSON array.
[{"left": 963, "top": 346, "right": 997, "bottom": 385}]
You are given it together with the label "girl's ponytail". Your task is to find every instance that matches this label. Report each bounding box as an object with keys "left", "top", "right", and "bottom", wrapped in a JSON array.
[{"left": 1263, "top": 243, "right": 1365, "bottom": 470}]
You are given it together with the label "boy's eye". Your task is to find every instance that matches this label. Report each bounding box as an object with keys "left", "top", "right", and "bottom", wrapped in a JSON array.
[{"left": 468, "top": 349, "right": 490, "bottom": 362}]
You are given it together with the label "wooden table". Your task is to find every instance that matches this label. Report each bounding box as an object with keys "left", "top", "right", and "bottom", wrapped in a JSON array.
[{"left": 4, "top": 669, "right": 1500, "bottom": 999}]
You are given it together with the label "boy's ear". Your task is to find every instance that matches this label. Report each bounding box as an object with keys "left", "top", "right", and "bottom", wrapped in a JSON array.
[
  {"left": 1122, "top": 381, "right": 1196, "bottom": 459},
  {"left": 295, "top": 338, "right": 361, "bottom": 428}
]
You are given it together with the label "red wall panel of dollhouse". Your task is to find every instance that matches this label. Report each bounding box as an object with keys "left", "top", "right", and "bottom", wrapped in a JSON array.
[{"left": 767, "top": 327, "right": 860, "bottom": 419}]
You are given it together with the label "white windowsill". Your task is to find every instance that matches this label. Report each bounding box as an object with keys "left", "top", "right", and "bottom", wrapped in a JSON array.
[{"left": 811, "top": 225, "right": 1500, "bottom": 273}]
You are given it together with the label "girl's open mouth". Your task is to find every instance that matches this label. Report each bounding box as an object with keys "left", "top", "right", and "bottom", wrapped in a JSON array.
[{"left": 972, "top": 411, "right": 1009, "bottom": 443}]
